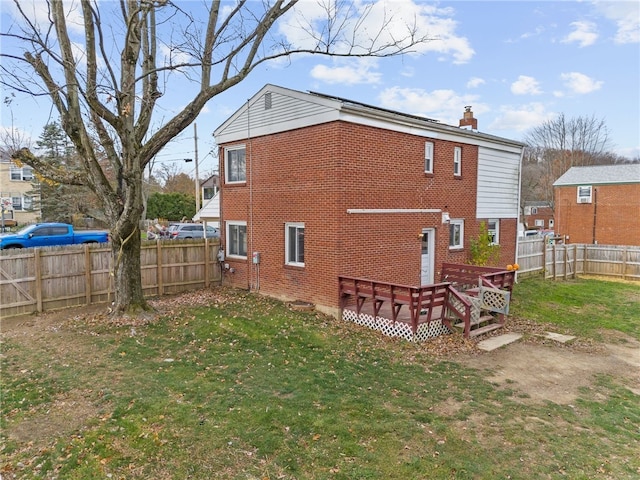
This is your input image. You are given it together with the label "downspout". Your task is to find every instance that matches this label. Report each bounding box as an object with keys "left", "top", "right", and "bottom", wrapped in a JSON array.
[
  {"left": 247, "top": 99, "right": 255, "bottom": 290},
  {"left": 514, "top": 147, "right": 525, "bottom": 282},
  {"left": 592, "top": 187, "right": 598, "bottom": 244}
]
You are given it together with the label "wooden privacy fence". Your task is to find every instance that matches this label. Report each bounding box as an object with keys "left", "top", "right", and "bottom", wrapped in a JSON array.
[
  {"left": 0, "top": 239, "right": 222, "bottom": 319},
  {"left": 517, "top": 239, "right": 640, "bottom": 281}
]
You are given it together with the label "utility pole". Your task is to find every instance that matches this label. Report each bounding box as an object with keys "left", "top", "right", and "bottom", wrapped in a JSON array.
[{"left": 194, "top": 123, "right": 200, "bottom": 212}]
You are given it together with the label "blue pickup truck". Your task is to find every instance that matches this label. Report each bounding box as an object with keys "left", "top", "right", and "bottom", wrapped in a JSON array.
[{"left": 0, "top": 223, "right": 109, "bottom": 249}]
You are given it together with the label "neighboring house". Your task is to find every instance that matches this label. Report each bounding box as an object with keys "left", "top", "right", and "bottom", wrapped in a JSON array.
[
  {"left": 522, "top": 201, "right": 554, "bottom": 232},
  {"left": 553, "top": 164, "right": 640, "bottom": 246},
  {"left": 201, "top": 174, "right": 219, "bottom": 201},
  {"left": 0, "top": 156, "right": 41, "bottom": 226},
  {"left": 192, "top": 192, "right": 220, "bottom": 228},
  {"left": 214, "top": 84, "right": 525, "bottom": 316}
]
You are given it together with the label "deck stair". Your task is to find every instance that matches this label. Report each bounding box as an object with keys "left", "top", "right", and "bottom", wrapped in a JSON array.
[
  {"left": 338, "top": 264, "right": 515, "bottom": 341},
  {"left": 441, "top": 264, "right": 513, "bottom": 338}
]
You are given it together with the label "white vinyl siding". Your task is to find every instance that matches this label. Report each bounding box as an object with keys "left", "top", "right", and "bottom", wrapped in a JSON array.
[
  {"left": 476, "top": 146, "right": 521, "bottom": 218},
  {"left": 216, "top": 88, "right": 339, "bottom": 144}
]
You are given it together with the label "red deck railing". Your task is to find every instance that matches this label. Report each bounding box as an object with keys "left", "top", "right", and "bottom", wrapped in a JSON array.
[
  {"left": 339, "top": 264, "right": 515, "bottom": 339},
  {"left": 440, "top": 263, "right": 515, "bottom": 293},
  {"left": 338, "top": 276, "right": 470, "bottom": 336}
]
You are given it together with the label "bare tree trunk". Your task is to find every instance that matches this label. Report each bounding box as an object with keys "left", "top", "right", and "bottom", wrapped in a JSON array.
[
  {"left": 109, "top": 164, "right": 149, "bottom": 313},
  {"left": 111, "top": 225, "right": 148, "bottom": 313}
]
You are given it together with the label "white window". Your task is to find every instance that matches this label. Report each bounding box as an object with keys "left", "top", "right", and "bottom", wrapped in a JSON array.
[
  {"left": 12, "top": 196, "right": 22, "bottom": 210},
  {"left": 530, "top": 207, "right": 538, "bottom": 215},
  {"left": 449, "top": 219, "right": 464, "bottom": 249},
  {"left": 10, "top": 165, "right": 33, "bottom": 181},
  {"left": 424, "top": 142, "right": 434, "bottom": 174},
  {"left": 226, "top": 221, "right": 247, "bottom": 258},
  {"left": 285, "top": 222, "right": 305, "bottom": 266},
  {"left": 224, "top": 146, "right": 246, "bottom": 183},
  {"left": 534, "top": 219, "right": 544, "bottom": 227},
  {"left": 453, "top": 146, "right": 462, "bottom": 176},
  {"left": 487, "top": 219, "right": 499, "bottom": 245},
  {"left": 577, "top": 185, "right": 592, "bottom": 204},
  {"left": 549, "top": 219, "right": 554, "bottom": 228}
]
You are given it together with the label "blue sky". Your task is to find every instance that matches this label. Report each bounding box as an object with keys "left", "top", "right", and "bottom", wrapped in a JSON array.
[{"left": 1, "top": 1, "right": 639, "bottom": 179}]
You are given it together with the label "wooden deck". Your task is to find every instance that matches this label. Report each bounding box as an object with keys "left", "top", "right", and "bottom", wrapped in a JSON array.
[{"left": 339, "top": 264, "right": 515, "bottom": 342}]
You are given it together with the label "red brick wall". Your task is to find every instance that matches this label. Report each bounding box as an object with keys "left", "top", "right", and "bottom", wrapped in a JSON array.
[
  {"left": 220, "top": 121, "right": 518, "bottom": 313},
  {"left": 554, "top": 184, "right": 640, "bottom": 245},
  {"left": 525, "top": 206, "right": 554, "bottom": 230}
]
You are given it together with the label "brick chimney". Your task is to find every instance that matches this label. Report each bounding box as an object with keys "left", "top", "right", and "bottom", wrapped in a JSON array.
[{"left": 459, "top": 106, "right": 477, "bottom": 130}]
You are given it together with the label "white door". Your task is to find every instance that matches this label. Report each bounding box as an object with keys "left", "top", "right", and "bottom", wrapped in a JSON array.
[{"left": 420, "top": 228, "right": 435, "bottom": 286}]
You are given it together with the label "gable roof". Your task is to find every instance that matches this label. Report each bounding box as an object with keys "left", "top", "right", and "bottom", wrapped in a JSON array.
[
  {"left": 553, "top": 164, "right": 640, "bottom": 187},
  {"left": 214, "top": 84, "right": 524, "bottom": 152},
  {"left": 192, "top": 192, "right": 219, "bottom": 222}
]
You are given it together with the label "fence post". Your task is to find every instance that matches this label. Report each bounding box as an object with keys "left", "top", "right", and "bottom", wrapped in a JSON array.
[
  {"left": 156, "top": 240, "right": 163, "bottom": 296},
  {"left": 34, "top": 248, "right": 43, "bottom": 313},
  {"left": 84, "top": 244, "right": 92, "bottom": 305},
  {"left": 543, "top": 242, "right": 548, "bottom": 279},
  {"left": 204, "top": 238, "right": 210, "bottom": 288},
  {"left": 563, "top": 245, "right": 568, "bottom": 280},
  {"left": 622, "top": 246, "right": 628, "bottom": 280},
  {"left": 573, "top": 244, "right": 578, "bottom": 279},
  {"left": 552, "top": 244, "right": 557, "bottom": 280}
]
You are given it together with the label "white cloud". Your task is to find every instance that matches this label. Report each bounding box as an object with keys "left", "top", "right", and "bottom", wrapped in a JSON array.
[
  {"left": 310, "top": 58, "right": 382, "bottom": 85},
  {"left": 511, "top": 75, "right": 542, "bottom": 95},
  {"left": 560, "top": 72, "right": 603, "bottom": 94},
  {"left": 377, "top": 86, "right": 486, "bottom": 125},
  {"left": 562, "top": 21, "right": 598, "bottom": 47},
  {"left": 489, "top": 103, "right": 554, "bottom": 132},
  {"left": 160, "top": 45, "right": 192, "bottom": 68},
  {"left": 594, "top": 1, "right": 640, "bottom": 44},
  {"left": 280, "top": 0, "right": 474, "bottom": 64},
  {"left": 4, "top": 1, "right": 85, "bottom": 35},
  {"left": 466, "top": 77, "right": 485, "bottom": 89}
]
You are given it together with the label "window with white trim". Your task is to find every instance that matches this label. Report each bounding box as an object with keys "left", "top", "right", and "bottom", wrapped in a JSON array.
[
  {"left": 226, "top": 221, "right": 247, "bottom": 257},
  {"left": 224, "top": 146, "right": 246, "bottom": 183},
  {"left": 487, "top": 219, "right": 499, "bottom": 245},
  {"left": 10, "top": 165, "right": 33, "bottom": 181},
  {"left": 534, "top": 219, "right": 544, "bottom": 227},
  {"left": 577, "top": 185, "right": 592, "bottom": 204},
  {"left": 453, "top": 146, "right": 462, "bottom": 176},
  {"left": 424, "top": 141, "right": 434, "bottom": 174},
  {"left": 11, "top": 195, "right": 33, "bottom": 211},
  {"left": 285, "top": 222, "right": 305, "bottom": 266},
  {"left": 449, "top": 219, "right": 464, "bottom": 249}
]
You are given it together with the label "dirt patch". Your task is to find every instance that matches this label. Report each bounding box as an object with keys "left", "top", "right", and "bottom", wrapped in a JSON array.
[{"left": 455, "top": 332, "right": 640, "bottom": 404}]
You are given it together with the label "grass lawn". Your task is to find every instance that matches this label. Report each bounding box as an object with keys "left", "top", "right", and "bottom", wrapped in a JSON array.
[
  {"left": 511, "top": 275, "right": 640, "bottom": 340},
  {"left": 1, "top": 277, "right": 639, "bottom": 479}
]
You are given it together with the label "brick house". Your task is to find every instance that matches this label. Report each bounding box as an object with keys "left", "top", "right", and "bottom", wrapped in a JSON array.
[
  {"left": 214, "top": 85, "right": 524, "bottom": 316},
  {"left": 553, "top": 164, "right": 640, "bottom": 246},
  {"left": 522, "top": 201, "right": 554, "bottom": 232}
]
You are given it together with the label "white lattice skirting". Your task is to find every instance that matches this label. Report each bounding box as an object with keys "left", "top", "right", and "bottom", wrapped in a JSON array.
[{"left": 342, "top": 309, "right": 451, "bottom": 343}]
